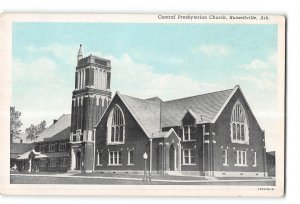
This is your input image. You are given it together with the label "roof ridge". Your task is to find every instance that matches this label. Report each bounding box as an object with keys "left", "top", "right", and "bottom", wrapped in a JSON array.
[
  {"left": 119, "top": 92, "right": 161, "bottom": 104},
  {"left": 117, "top": 92, "right": 151, "bottom": 137},
  {"left": 36, "top": 113, "right": 71, "bottom": 141},
  {"left": 118, "top": 92, "right": 145, "bottom": 101},
  {"left": 163, "top": 88, "right": 234, "bottom": 103},
  {"left": 42, "top": 113, "right": 66, "bottom": 131}
]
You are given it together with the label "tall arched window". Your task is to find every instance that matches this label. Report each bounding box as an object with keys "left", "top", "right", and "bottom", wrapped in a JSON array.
[
  {"left": 231, "top": 100, "right": 249, "bottom": 144},
  {"left": 107, "top": 105, "right": 125, "bottom": 144}
]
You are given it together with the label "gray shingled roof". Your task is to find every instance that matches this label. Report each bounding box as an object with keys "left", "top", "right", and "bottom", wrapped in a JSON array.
[
  {"left": 119, "top": 93, "right": 161, "bottom": 136},
  {"left": 161, "top": 89, "right": 234, "bottom": 127},
  {"left": 10, "top": 143, "right": 33, "bottom": 159},
  {"left": 36, "top": 114, "right": 71, "bottom": 142},
  {"left": 117, "top": 87, "right": 235, "bottom": 136},
  {"left": 152, "top": 128, "right": 178, "bottom": 139},
  {"left": 43, "top": 126, "right": 71, "bottom": 142}
]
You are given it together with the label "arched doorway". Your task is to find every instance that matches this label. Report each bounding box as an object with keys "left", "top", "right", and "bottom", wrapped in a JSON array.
[
  {"left": 169, "top": 145, "right": 176, "bottom": 171},
  {"left": 75, "top": 151, "right": 81, "bottom": 170}
]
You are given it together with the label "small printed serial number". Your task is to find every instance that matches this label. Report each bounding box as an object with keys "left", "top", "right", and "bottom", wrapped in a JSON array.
[{"left": 258, "top": 187, "right": 274, "bottom": 191}]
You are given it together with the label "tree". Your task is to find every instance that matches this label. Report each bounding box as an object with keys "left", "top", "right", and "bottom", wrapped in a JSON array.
[
  {"left": 10, "top": 106, "right": 23, "bottom": 143},
  {"left": 26, "top": 120, "right": 47, "bottom": 141}
]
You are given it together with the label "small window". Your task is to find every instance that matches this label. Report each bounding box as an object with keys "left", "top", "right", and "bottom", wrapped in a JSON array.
[
  {"left": 183, "top": 126, "right": 189, "bottom": 141},
  {"left": 183, "top": 149, "right": 196, "bottom": 165},
  {"left": 234, "top": 150, "right": 247, "bottom": 166},
  {"left": 128, "top": 150, "right": 134, "bottom": 165},
  {"left": 50, "top": 158, "right": 56, "bottom": 167},
  {"left": 49, "top": 144, "right": 56, "bottom": 152},
  {"left": 182, "top": 125, "right": 196, "bottom": 141},
  {"left": 58, "top": 143, "right": 66, "bottom": 151},
  {"left": 253, "top": 152, "right": 257, "bottom": 167},
  {"left": 109, "top": 151, "right": 121, "bottom": 165},
  {"left": 222, "top": 148, "right": 228, "bottom": 166}
]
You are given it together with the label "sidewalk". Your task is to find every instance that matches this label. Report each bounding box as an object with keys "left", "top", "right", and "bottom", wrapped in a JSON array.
[{"left": 10, "top": 172, "right": 275, "bottom": 184}]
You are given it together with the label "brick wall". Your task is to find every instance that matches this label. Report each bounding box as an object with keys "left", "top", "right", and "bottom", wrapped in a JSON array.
[
  {"left": 212, "top": 89, "right": 266, "bottom": 174},
  {"left": 95, "top": 94, "right": 151, "bottom": 171}
]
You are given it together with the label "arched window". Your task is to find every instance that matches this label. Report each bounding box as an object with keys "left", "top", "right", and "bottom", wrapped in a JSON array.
[
  {"left": 107, "top": 105, "right": 125, "bottom": 144},
  {"left": 231, "top": 100, "right": 249, "bottom": 144}
]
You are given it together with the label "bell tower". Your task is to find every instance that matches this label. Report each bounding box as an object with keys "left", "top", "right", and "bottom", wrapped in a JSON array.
[{"left": 69, "top": 45, "right": 112, "bottom": 172}]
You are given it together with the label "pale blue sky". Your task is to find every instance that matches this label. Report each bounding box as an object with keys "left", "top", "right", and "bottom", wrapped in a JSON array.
[{"left": 12, "top": 22, "right": 278, "bottom": 150}]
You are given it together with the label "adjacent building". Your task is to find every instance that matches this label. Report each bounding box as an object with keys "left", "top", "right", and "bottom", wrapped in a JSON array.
[
  {"left": 266, "top": 151, "right": 276, "bottom": 177},
  {"left": 14, "top": 114, "right": 71, "bottom": 173},
  {"left": 10, "top": 143, "right": 33, "bottom": 171}
]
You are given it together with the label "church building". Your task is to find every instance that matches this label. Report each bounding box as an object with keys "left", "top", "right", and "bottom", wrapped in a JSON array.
[{"left": 69, "top": 45, "right": 268, "bottom": 177}]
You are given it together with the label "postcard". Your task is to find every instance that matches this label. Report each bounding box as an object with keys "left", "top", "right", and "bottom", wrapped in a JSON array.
[{"left": 0, "top": 13, "right": 285, "bottom": 196}]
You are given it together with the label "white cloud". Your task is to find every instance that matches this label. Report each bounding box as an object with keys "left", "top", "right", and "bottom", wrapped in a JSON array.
[
  {"left": 12, "top": 57, "right": 72, "bottom": 131},
  {"left": 235, "top": 53, "right": 278, "bottom": 91},
  {"left": 240, "top": 59, "right": 269, "bottom": 70},
  {"left": 13, "top": 57, "right": 59, "bottom": 83},
  {"left": 27, "top": 44, "right": 79, "bottom": 66},
  {"left": 168, "top": 57, "right": 184, "bottom": 65},
  {"left": 240, "top": 53, "right": 277, "bottom": 70},
  {"left": 194, "top": 44, "right": 232, "bottom": 57},
  {"left": 108, "top": 53, "right": 221, "bottom": 100},
  {"left": 234, "top": 75, "right": 275, "bottom": 91}
]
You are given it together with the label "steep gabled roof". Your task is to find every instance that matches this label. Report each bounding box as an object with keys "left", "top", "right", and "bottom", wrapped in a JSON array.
[
  {"left": 98, "top": 86, "right": 240, "bottom": 136},
  {"left": 36, "top": 114, "right": 71, "bottom": 142},
  {"left": 118, "top": 93, "right": 161, "bottom": 137},
  {"left": 180, "top": 109, "right": 203, "bottom": 124},
  {"left": 152, "top": 128, "right": 181, "bottom": 141},
  {"left": 161, "top": 87, "right": 237, "bottom": 127}
]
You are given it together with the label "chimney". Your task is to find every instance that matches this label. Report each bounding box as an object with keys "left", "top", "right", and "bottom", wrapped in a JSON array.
[{"left": 53, "top": 119, "right": 58, "bottom": 124}]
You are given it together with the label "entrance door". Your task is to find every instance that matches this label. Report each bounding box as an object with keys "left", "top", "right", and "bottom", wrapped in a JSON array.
[
  {"left": 75, "top": 151, "right": 81, "bottom": 170},
  {"left": 169, "top": 145, "right": 175, "bottom": 171}
]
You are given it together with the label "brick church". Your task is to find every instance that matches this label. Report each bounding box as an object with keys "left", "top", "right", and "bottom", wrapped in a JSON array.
[
  {"left": 14, "top": 45, "right": 268, "bottom": 177},
  {"left": 69, "top": 45, "right": 268, "bottom": 177}
]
